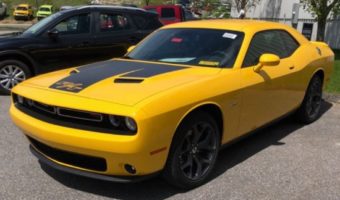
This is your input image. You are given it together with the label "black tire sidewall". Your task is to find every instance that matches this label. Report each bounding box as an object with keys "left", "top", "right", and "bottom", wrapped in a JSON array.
[
  {"left": 296, "top": 75, "right": 323, "bottom": 124},
  {"left": 163, "top": 112, "right": 220, "bottom": 189},
  {"left": 0, "top": 60, "right": 31, "bottom": 95}
]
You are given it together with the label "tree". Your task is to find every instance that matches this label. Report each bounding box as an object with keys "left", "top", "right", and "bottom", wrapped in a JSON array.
[
  {"left": 300, "top": 0, "right": 340, "bottom": 41},
  {"left": 144, "top": 0, "right": 151, "bottom": 6},
  {"left": 233, "top": 0, "right": 261, "bottom": 17}
]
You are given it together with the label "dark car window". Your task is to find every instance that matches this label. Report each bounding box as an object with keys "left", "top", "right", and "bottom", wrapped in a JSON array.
[
  {"left": 17, "top": 7, "right": 28, "bottom": 11},
  {"left": 131, "top": 15, "right": 147, "bottom": 29},
  {"left": 279, "top": 31, "right": 300, "bottom": 57},
  {"left": 161, "top": 8, "right": 175, "bottom": 19},
  {"left": 243, "top": 30, "right": 293, "bottom": 67},
  {"left": 128, "top": 29, "right": 244, "bottom": 68},
  {"left": 99, "top": 13, "right": 131, "bottom": 32},
  {"left": 131, "top": 15, "right": 162, "bottom": 30},
  {"left": 145, "top": 8, "right": 157, "bottom": 14},
  {"left": 53, "top": 13, "right": 90, "bottom": 35},
  {"left": 39, "top": 7, "right": 50, "bottom": 12},
  {"left": 23, "top": 13, "right": 62, "bottom": 35}
]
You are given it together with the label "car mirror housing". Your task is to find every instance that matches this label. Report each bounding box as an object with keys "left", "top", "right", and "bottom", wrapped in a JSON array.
[
  {"left": 47, "top": 29, "right": 59, "bottom": 40},
  {"left": 127, "top": 45, "right": 136, "bottom": 53},
  {"left": 254, "top": 53, "right": 280, "bottom": 72}
]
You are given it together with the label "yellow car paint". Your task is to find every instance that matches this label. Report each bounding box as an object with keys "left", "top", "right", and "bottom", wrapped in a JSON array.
[{"left": 10, "top": 20, "right": 334, "bottom": 179}]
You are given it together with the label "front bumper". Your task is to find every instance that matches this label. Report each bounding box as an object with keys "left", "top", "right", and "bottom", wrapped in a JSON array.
[
  {"left": 30, "top": 145, "right": 159, "bottom": 182},
  {"left": 14, "top": 13, "right": 29, "bottom": 17},
  {"left": 10, "top": 104, "right": 169, "bottom": 177}
]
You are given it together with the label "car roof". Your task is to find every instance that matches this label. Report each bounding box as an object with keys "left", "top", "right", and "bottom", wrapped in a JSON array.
[
  {"left": 78, "top": 5, "right": 145, "bottom": 11},
  {"left": 40, "top": 5, "right": 53, "bottom": 8},
  {"left": 59, "top": 5, "right": 156, "bottom": 16},
  {"left": 17, "top": 4, "right": 30, "bottom": 7},
  {"left": 162, "top": 19, "right": 309, "bottom": 44},
  {"left": 162, "top": 19, "right": 291, "bottom": 32}
]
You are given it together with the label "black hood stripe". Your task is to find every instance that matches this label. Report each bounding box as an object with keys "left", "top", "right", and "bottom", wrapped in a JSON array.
[{"left": 50, "top": 60, "right": 185, "bottom": 93}]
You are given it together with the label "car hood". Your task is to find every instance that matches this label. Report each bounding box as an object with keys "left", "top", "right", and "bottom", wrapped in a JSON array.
[
  {"left": 37, "top": 11, "right": 51, "bottom": 15},
  {"left": 21, "top": 59, "right": 221, "bottom": 106},
  {"left": 14, "top": 11, "right": 29, "bottom": 14}
]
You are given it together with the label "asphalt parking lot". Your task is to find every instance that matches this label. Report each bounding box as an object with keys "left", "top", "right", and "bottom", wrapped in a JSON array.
[{"left": 1, "top": 95, "right": 340, "bottom": 200}]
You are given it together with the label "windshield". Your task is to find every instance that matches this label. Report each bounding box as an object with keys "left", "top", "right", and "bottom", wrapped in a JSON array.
[
  {"left": 39, "top": 7, "right": 50, "bottom": 12},
  {"left": 16, "top": 7, "right": 28, "bottom": 11},
  {"left": 128, "top": 29, "right": 244, "bottom": 68},
  {"left": 23, "top": 12, "right": 61, "bottom": 35}
]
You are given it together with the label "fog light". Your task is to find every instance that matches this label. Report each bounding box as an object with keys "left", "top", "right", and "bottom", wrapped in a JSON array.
[
  {"left": 124, "top": 164, "right": 136, "bottom": 174},
  {"left": 125, "top": 117, "right": 137, "bottom": 132}
]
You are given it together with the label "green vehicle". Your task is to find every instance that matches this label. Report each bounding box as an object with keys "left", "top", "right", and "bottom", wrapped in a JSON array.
[{"left": 36, "top": 5, "right": 53, "bottom": 20}]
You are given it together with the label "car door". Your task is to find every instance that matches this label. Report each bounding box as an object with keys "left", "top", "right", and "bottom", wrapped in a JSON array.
[
  {"left": 52, "top": 12, "right": 95, "bottom": 67},
  {"left": 30, "top": 12, "right": 94, "bottom": 72},
  {"left": 91, "top": 11, "right": 139, "bottom": 61},
  {"left": 238, "top": 30, "right": 297, "bottom": 135}
]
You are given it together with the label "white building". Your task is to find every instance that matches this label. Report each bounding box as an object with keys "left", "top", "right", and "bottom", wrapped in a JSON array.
[{"left": 229, "top": 0, "right": 340, "bottom": 49}]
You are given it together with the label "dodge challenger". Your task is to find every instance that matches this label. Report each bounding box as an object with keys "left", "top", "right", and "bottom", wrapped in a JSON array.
[{"left": 10, "top": 20, "right": 334, "bottom": 189}]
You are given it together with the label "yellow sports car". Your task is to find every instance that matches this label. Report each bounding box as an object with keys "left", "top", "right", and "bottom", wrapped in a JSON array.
[{"left": 10, "top": 20, "right": 334, "bottom": 189}]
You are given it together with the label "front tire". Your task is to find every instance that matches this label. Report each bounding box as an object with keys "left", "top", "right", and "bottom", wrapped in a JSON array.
[
  {"left": 295, "top": 75, "right": 323, "bottom": 124},
  {"left": 0, "top": 60, "right": 31, "bottom": 95},
  {"left": 163, "top": 112, "right": 220, "bottom": 189}
]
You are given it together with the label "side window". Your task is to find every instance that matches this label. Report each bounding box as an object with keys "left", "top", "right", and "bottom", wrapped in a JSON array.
[
  {"left": 131, "top": 15, "right": 162, "bottom": 30},
  {"left": 99, "top": 13, "right": 131, "bottom": 32},
  {"left": 161, "top": 8, "right": 175, "bottom": 19},
  {"left": 54, "top": 13, "right": 90, "bottom": 35},
  {"left": 243, "top": 30, "right": 286, "bottom": 67},
  {"left": 131, "top": 15, "right": 147, "bottom": 29},
  {"left": 146, "top": 17, "right": 163, "bottom": 29},
  {"left": 279, "top": 31, "right": 300, "bottom": 57}
]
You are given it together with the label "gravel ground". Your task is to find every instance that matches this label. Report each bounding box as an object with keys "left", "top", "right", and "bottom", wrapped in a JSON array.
[{"left": 0, "top": 95, "right": 340, "bottom": 200}]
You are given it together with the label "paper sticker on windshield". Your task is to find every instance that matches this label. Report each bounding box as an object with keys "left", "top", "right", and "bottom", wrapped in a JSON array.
[
  {"left": 199, "top": 61, "right": 220, "bottom": 66},
  {"left": 223, "top": 32, "right": 237, "bottom": 39}
]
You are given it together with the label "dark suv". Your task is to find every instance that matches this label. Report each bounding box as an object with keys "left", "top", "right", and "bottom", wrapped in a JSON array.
[{"left": 0, "top": 5, "right": 162, "bottom": 94}]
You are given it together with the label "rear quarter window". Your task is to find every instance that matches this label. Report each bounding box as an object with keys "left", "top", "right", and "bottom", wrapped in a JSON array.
[
  {"left": 161, "top": 8, "right": 175, "bottom": 19},
  {"left": 132, "top": 15, "right": 162, "bottom": 30},
  {"left": 243, "top": 30, "right": 300, "bottom": 67}
]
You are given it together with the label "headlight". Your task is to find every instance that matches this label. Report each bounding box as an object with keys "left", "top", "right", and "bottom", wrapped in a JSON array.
[
  {"left": 125, "top": 117, "right": 137, "bottom": 132},
  {"left": 108, "top": 115, "right": 137, "bottom": 132},
  {"left": 109, "top": 115, "right": 121, "bottom": 128},
  {"left": 13, "top": 93, "right": 138, "bottom": 135}
]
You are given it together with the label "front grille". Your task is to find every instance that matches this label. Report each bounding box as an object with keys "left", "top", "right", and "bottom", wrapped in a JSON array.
[
  {"left": 12, "top": 94, "right": 136, "bottom": 135},
  {"left": 28, "top": 136, "right": 107, "bottom": 172}
]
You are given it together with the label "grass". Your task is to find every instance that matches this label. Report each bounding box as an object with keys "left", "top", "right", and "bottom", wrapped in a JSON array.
[{"left": 326, "top": 49, "right": 340, "bottom": 93}]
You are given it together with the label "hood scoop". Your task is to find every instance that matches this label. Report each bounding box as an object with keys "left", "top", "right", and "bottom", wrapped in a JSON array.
[{"left": 114, "top": 78, "right": 144, "bottom": 83}]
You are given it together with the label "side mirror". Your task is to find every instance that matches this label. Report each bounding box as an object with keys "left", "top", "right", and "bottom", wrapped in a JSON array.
[
  {"left": 47, "top": 29, "right": 59, "bottom": 40},
  {"left": 254, "top": 54, "right": 280, "bottom": 73},
  {"left": 127, "top": 45, "right": 136, "bottom": 53}
]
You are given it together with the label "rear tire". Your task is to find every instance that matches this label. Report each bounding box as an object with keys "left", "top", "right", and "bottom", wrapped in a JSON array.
[
  {"left": 295, "top": 75, "right": 323, "bottom": 124},
  {"left": 162, "top": 112, "right": 220, "bottom": 189},
  {"left": 0, "top": 60, "right": 31, "bottom": 95}
]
